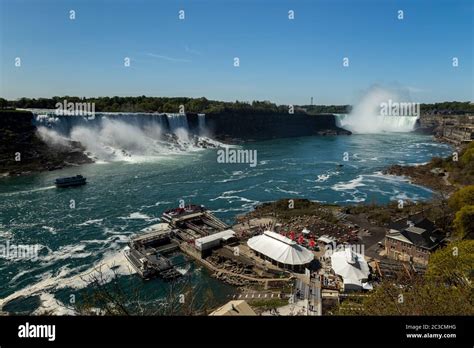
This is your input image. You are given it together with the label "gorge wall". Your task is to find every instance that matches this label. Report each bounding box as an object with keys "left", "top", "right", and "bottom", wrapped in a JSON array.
[
  {"left": 204, "top": 111, "right": 351, "bottom": 141},
  {"left": 0, "top": 110, "right": 92, "bottom": 176},
  {"left": 1, "top": 110, "right": 350, "bottom": 176}
]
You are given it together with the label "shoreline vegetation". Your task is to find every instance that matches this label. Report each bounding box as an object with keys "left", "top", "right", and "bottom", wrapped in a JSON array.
[
  {"left": 1, "top": 98, "right": 472, "bottom": 177},
  {"left": 1, "top": 97, "right": 473, "bottom": 115},
  {"left": 236, "top": 142, "right": 473, "bottom": 316},
  {"left": 1, "top": 99, "right": 472, "bottom": 316},
  {"left": 72, "top": 145, "right": 474, "bottom": 316},
  {"left": 385, "top": 141, "right": 474, "bottom": 194}
]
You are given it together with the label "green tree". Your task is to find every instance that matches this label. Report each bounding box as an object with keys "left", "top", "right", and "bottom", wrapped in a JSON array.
[
  {"left": 461, "top": 146, "right": 474, "bottom": 167},
  {"left": 425, "top": 240, "right": 474, "bottom": 285},
  {"left": 0, "top": 97, "right": 8, "bottom": 109},
  {"left": 448, "top": 185, "right": 474, "bottom": 212},
  {"left": 337, "top": 241, "right": 474, "bottom": 316},
  {"left": 453, "top": 206, "right": 474, "bottom": 239}
]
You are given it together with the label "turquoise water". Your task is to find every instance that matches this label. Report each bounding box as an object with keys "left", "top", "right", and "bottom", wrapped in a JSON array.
[{"left": 0, "top": 133, "right": 451, "bottom": 313}]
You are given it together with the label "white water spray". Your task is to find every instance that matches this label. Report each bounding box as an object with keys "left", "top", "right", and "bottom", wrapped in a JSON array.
[
  {"left": 36, "top": 113, "right": 223, "bottom": 163},
  {"left": 336, "top": 86, "right": 419, "bottom": 133}
]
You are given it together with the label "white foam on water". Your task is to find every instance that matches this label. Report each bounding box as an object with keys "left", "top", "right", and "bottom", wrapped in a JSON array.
[
  {"left": 118, "top": 212, "right": 160, "bottom": 222},
  {"left": 0, "top": 186, "right": 56, "bottom": 197},
  {"left": 32, "top": 292, "right": 76, "bottom": 315},
  {"left": 1, "top": 244, "right": 47, "bottom": 262},
  {"left": 76, "top": 218, "right": 104, "bottom": 227},
  {"left": 210, "top": 194, "right": 255, "bottom": 204},
  {"left": 215, "top": 170, "right": 264, "bottom": 183},
  {"left": 40, "top": 244, "right": 92, "bottom": 265},
  {"left": 41, "top": 226, "right": 57, "bottom": 234},
  {"left": 9, "top": 269, "right": 32, "bottom": 284},
  {"left": 315, "top": 174, "right": 330, "bottom": 182},
  {"left": 331, "top": 175, "right": 366, "bottom": 191},
  {"left": 0, "top": 249, "right": 135, "bottom": 311},
  {"left": 275, "top": 187, "right": 301, "bottom": 195}
]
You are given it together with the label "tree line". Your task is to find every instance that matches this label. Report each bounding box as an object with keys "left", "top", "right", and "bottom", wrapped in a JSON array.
[{"left": 0, "top": 96, "right": 472, "bottom": 115}]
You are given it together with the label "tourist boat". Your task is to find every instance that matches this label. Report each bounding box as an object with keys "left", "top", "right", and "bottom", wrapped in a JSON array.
[{"left": 54, "top": 175, "right": 87, "bottom": 188}]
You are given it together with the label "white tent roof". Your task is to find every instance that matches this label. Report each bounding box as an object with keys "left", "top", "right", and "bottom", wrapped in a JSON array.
[
  {"left": 247, "top": 231, "right": 314, "bottom": 265},
  {"left": 330, "top": 247, "right": 370, "bottom": 287}
]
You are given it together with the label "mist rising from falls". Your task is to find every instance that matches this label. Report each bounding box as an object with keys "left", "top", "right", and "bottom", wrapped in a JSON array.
[
  {"left": 336, "top": 86, "right": 419, "bottom": 134},
  {"left": 35, "top": 112, "right": 222, "bottom": 163}
]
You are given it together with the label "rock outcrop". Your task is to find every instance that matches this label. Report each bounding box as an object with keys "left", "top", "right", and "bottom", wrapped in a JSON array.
[{"left": 0, "top": 110, "right": 93, "bottom": 176}]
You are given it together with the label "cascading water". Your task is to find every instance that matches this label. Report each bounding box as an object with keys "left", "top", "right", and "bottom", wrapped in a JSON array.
[
  {"left": 336, "top": 86, "right": 419, "bottom": 134},
  {"left": 198, "top": 114, "right": 206, "bottom": 134},
  {"left": 166, "top": 114, "right": 189, "bottom": 132},
  {"left": 32, "top": 111, "right": 220, "bottom": 162},
  {"left": 335, "top": 113, "right": 418, "bottom": 133}
]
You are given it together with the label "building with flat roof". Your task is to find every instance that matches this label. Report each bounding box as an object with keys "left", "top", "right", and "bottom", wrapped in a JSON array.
[
  {"left": 247, "top": 230, "right": 314, "bottom": 272},
  {"left": 194, "top": 229, "right": 236, "bottom": 255}
]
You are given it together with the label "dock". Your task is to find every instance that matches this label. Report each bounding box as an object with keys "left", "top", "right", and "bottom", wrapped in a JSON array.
[
  {"left": 124, "top": 223, "right": 182, "bottom": 280},
  {"left": 125, "top": 205, "right": 232, "bottom": 280}
]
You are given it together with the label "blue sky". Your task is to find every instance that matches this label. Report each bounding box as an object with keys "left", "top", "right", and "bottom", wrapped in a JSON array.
[{"left": 0, "top": 0, "right": 472, "bottom": 104}]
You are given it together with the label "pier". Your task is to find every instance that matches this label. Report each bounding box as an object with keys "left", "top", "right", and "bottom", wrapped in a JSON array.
[{"left": 124, "top": 223, "right": 182, "bottom": 280}]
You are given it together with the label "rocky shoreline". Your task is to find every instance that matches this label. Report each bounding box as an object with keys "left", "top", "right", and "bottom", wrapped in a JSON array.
[{"left": 383, "top": 163, "right": 454, "bottom": 194}]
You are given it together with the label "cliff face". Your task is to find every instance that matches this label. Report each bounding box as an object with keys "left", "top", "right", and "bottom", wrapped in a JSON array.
[
  {"left": 0, "top": 110, "right": 350, "bottom": 176},
  {"left": 204, "top": 111, "right": 351, "bottom": 141},
  {"left": 0, "top": 110, "right": 92, "bottom": 176}
]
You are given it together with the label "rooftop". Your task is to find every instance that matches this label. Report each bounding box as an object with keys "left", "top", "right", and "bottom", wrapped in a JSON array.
[
  {"left": 387, "top": 215, "right": 445, "bottom": 250},
  {"left": 330, "top": 247, "right": 370, "bottom": 289},
  {"left": 247, "top": 230, "right": 314, "bottom": 265},
  {"left": 209, "top": 300, "right": 256, "bottom": 316}
]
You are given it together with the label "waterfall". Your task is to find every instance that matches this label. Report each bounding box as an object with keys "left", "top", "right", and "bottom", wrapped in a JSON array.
[
  {"left": 166, "top": 114, "right": 189, "bottom": 132},
  {"left": 198, "top": 114, "right": 206, "bottom": 134},
  {"left": 335, "top": 86, "right": 420, "bottom": 134},
  {"left": 30, "top": 110, "right": 220, "bottom": 163},
  {"left": 335, "top": 113, "right": 418, "bottom": 133},
  {"left": 32, "top": 111, "right": 194, "bottom": 136}
]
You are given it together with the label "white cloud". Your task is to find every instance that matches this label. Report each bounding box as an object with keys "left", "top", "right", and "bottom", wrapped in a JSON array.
[{"left": 146, "top": 53, "right": 191, "bottom": 63}]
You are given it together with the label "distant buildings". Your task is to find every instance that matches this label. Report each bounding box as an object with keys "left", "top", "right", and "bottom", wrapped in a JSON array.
[
  {"left": 247, "top": 231, "right": 314, "bottom": 272},
  {"left": 385, "top": 214, "right": 446, "bottom": 266},
  {"left": 442, "top": 125, "right": 474, "bottom": 145}
]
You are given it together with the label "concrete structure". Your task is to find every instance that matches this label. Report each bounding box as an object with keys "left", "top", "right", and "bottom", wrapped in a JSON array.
[
  {"left": 195, "top": 229, "right": 236, "bottom": 253},
  {"left": 385, "top": 214, "right": 445, "bottom": 266},
  {"left": 209, "top": 300, "right": 256, "bottom": 316},
  {"left": 442, "top": 125, "right": 474, "bottom": 145},
  {"left": 247, "top": 231, "right": 314, "bottom": 272}
]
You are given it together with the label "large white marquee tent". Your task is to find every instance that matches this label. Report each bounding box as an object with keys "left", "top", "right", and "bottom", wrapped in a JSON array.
[{"left": 247, "top": 231, "right": 314, "bottom": 271}]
